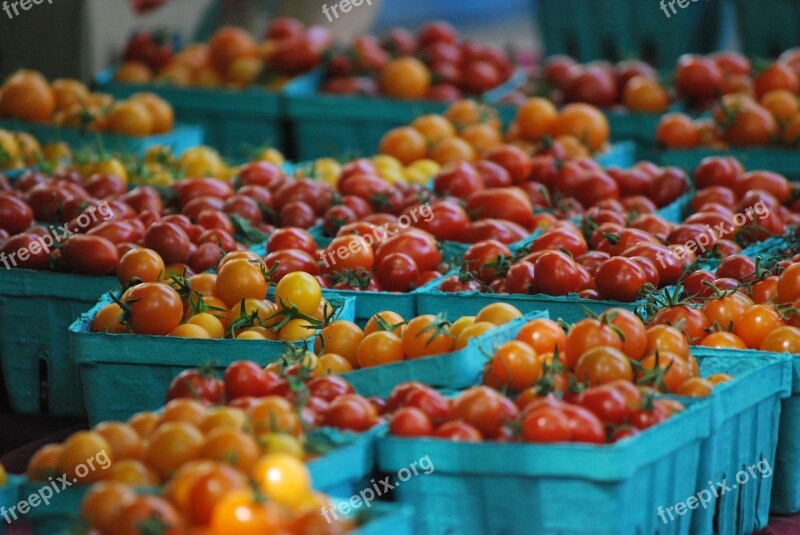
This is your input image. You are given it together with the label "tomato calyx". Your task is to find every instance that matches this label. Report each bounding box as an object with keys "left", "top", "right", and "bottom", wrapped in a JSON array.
[
  {"left": 534, "top": 347, "right": 567, "bottom": 396},
  {"left": 267, "top": 300, "right": 324, "bottom": 333},
  {"left": 638, "top": 285, "right": 689, "bottom": 322},
  {"left": 367, "top": 312, "right": 406, "bottom": 334},
  {"left": 416, "top": 312, "right": 454, "bottom": 345},
  {"left": 187, "top": 291, "right": 227, "bottom": 316},
  {"left": 633, "top": 352, "right": 673, "bottom": 392},
  {"left": 328, "top": 267, "right": 373, "bottom": 291},
  {"left": 108, "top": 291, "right": 137, "bottom": 334},
  {"left": 229, "top": 213, "right": 269, "bottom": 245},
  {"left": 481, "top": 254, "right": 513, "bottom": 281},
  {"left": 134, "top": 515, "right": 171, "bottom": 535}
]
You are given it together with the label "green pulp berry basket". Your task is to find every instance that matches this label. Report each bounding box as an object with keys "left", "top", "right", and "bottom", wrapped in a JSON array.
[
  {"left": 534, "top": 0, "right": 722, "bottom": 69},
  {"left": 0, "top": 269, "right": 117, "bottom": 417},
  {"left": 0, "top": 475, "right": 24, "bottom": 535},
  {"left": 342, "top": 311, "right": 548, "bottom": 398},
  {"left": 691, "top": 346, "right": 800, "bottom": 516},
  {"left": 69, "top": 292, "right": 355, "bottom": 426},
  {"left": 686, "top": 349, "right": 792, "bottom": 535},
  {"left": 94, "top": 68, "right": 285, "bottom": 159},
  {"left": 733, "top": 0, "right": 800, "bottom": 59},
  {"left": 378, "top": 401, "right": 709, "bottom": 535},
  {"left": 307, "top": 425, "right": 384, "bottom": 498}
]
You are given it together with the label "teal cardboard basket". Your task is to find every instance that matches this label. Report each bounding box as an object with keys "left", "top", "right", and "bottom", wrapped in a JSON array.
[
  {"left": 415, "top": 269, "right": 644, "bottom": 324},
  {"left": 535, "top": 0, "right": 722, "bottom": 69},
  {"left": 655, "top": 191, "right": 693, "bottom": 224},
  {"left": 691, "top": 346, "right": 800, "bottom": 516},
  {"left": 0, "top": 475, "right": 23, "bottom": 535},
  {"left": 308, "top": 425, "right": 384, "bottom": 498},
  {"left": 687, "top": 349, "right": 792, "bottom": 535},
  {"left": 69, "top": 292, "right": 355, "bottom": 425},
  {"left": 0, "top": 118, "right": 202, "bottom": 157},
  {"left": 733, "top": 0, "right": 800, "bottom": 58},
  {"left": 660, "top": 147, "right": 800, "bottom": 181},
  {"left": 342, "top": 310, "right": 548, "bottom": 398},
  {"left": 0, "top": 269, "right": 117, "bottom": 416},
  {"left": 378, "top": 400, "right": 709, "bottom": 535},
  {"left": 94, "top": 68, "right": 285, "bottom": 159},
  {"left": 284, "top": 68, "right": 526, "bottom": 161},
  {"left": 352, "top": 502, "right": 414, "bottom": 535}
]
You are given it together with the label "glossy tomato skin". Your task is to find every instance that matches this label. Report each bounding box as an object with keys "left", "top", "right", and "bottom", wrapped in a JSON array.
[
  {"left": 167, "top": 370, "right": 224, "bottom": 404},
  {"left": 533, "top": 251, "right": 581, "bottom": 296},
  {"left": 0, "top": 194, "right": 34, "bottom": 234},
  {"left": 0, "top": 233, "right": 51, "bottom": 269},
  {"left": 374, "top": 228, "right": 441, "bottom": 272},
  {"left": 433, "top": 162, "right": 485, "bottom": 198},
  {"left": 263, "top": 249, "right": 320, "bottom": 282},
  {"left": 462, "top": 239, "right": 512, "bottom": 283},
  {"left": 406, "top": 201, "right": 468, "bottom": 242},
  {"left": 62, "top": 235, "right": 120, "bottom": 275},
  {"left": 595, "top": 257, "right": 646, "bottom": 302},
  {"left": 144, "top": 221, "right": 191, "bottom": 264},
  {"left": 375, "top": 252, "right": 420, "bottom": 292}
]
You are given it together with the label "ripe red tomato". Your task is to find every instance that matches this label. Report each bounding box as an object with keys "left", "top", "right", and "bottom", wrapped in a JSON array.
[
  {"left": 167, "top": 369, "right": 224, "bottom": 404},
  {"left": 375, "top": 252, "right": 420, "bottom": 292},
  {"left": 390, "top": 407, "right": 433, "bottom": 437},
  {"left": 533, "top": 251, "right": 581, "bottom": 296},
  {"left": 224, "top": 361, "right": 276, "bottom": 400},
  {"left": 63, "top": 235, "right": 120, "bottom": 275},
  {"left": 433, "top": 162, "right": 485, "bottom": 198},
  {"left": 374, "top": 228, "right": 441, "bottom": 272},
  {"left": 323, "top": 394, "right": 378, "bottom": 432},
  {"left": 594, "top": 257, "right": 646, "bottom": 302},
  {"left": 462, "top": 239, "right": 512, "bottom": 283},
  {"left": 0, "top": 194, "right": 33, "bottom": 234},
  {"left": 144, "top": 221, "right": 191, "bottom": 264}
]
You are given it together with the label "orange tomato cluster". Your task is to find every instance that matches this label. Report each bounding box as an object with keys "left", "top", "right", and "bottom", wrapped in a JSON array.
[
  {"left": 0, "top": 70, "right": 174, "bottom": 136},
  {"left": 669, "top": 261, "right": 800, "bottom": 354},
  {"left": 657, "top": 49, "right": 800, "bottom": 148},
  {"left": 94, "top": 253, "right": 329, "bottom": 341},
  {"left": 315, "top": 303, "right": 523, "bottom": 371},
  {"left": 27, "top": 397, "right": 356, "bottom": 535},
  {"left": 379, "top": 98, "right": 610, "bottom": 167},
  {"left": 116, "top": 21, "right": 331, "bottom": 90},
  {"left": 513, "top": 55, "right": 670, "bottom": 113},
  {"left": 485, "top": 309, "right": 730, "bottom": 398}
]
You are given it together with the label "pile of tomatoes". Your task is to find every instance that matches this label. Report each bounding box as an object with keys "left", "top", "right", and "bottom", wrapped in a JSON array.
[
  {"left": 657, "top": 49, "right": 800, "bottom": 148},
  {"left": 116, "top": 19, "right": 332, "bottom": 89},
  {"left": 648, "top": 247, "right": 800, "bottom": 354},
  {"left": 28, "top": 377, "right": 371, "bottom": 535},
  {"left": 312, "top": 303, "right": 523, "bottom": 372},
  {"left": 380, "top": 97, "right": 611, "bottom": 168},
  {"left": 682, "top": 156, "right": 800, "bottom": 241},
  {"left": 436, "top": 167, "right": 692, "bottom": 302},
  {"left": 322, "top": 21, "right": 515, "bottom": 101},
  {"left": 387, "top": 309, "right": 729, "bottom": 444},
  {"left": 504, "top": 55, "right": 670, "bottom": 113},
  {"left": 0, "top": 70, "right": 175, "bottom": 137},
  {"left": 0, "top": 169, "right": 248, "bottom": 276},
  {"left": 94, "top": 257, "right": 333, "bottom": 341}
]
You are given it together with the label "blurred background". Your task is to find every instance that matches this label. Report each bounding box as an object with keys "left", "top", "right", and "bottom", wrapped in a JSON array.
[{"left": 1, "top": 0, "right": 536, "bottom": 81}]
